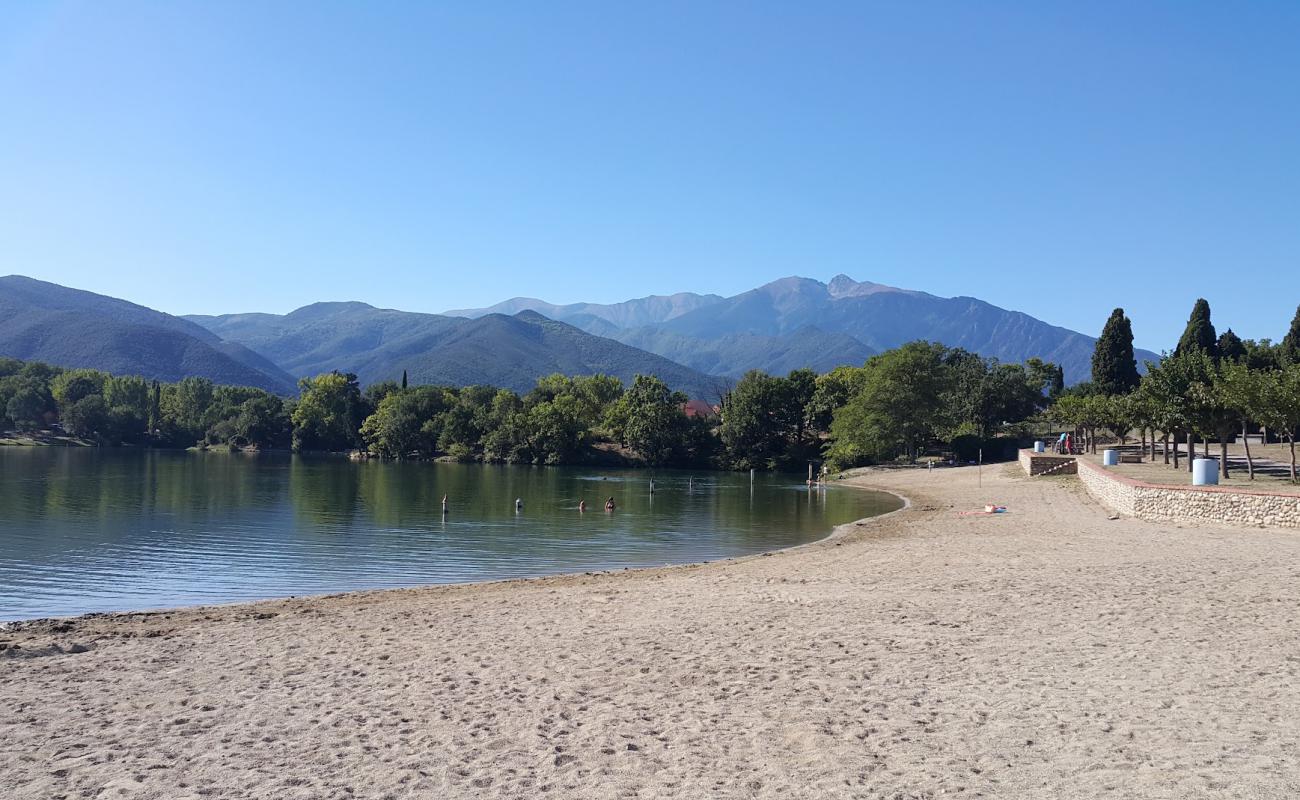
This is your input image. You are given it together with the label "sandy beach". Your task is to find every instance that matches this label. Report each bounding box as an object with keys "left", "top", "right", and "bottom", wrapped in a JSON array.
[{"left": 4, "top": 464, "right": 1300, "bottom": 799}]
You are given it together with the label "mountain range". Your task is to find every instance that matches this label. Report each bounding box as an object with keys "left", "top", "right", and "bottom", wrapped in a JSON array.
[
  {"left": 184, "top": 304, "right": 716, "bottom": 397},
  {"left": 0, "top": 275, "right": 297, "bottom": 394},
  {"left": 1, "top": 273, "right": 1157, "bottom": 397},
  {"left": 448, "top": 275, "right": 1160, "bottom": 383}
]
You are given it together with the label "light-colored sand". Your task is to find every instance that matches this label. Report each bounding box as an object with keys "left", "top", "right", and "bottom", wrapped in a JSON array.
[{"left": 4, "top": 465, "right": 1300, "bottom": 799}]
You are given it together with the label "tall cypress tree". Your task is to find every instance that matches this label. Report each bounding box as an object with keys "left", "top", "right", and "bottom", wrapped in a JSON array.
[
  {"left": 1091, "top": 308, "right": 1141, "bottom": 395},
  {"left": 1281, "top": 305, "right": 1300, "bottom": 365},
  {"left": 401, "top": 369, "right": 408, "bottom": 390},
  {"left": 1175, "top": 298, "right": 1218, "bottom": 358}
]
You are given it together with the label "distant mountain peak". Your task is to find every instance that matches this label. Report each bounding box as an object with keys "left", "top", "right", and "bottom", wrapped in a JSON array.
[{"left": 826, "top": 274, "right": 916, "bottom": 299}]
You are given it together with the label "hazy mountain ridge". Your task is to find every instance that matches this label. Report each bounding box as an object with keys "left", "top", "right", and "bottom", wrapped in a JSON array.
[
  {"left": 445, "top": 291, "right": 725, "bottom": 329},
  {"left": 459, "top": 275, "right": 1156, "bottom": 382},
  {"left": 187, "top": 304, "right": 716, "bottom": 396},
  {"left": 0, "top": 276, "right": 298, "bottom": 393}
]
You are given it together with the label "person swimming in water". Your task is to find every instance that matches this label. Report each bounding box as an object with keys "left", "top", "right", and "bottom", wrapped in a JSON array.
[
  {"left": 515, "top": 498, "right": 523, "bottom": 511},
  {"left": 578, "top": 499, "right": 586, "bottom": 512},
  {"left": 604, "top": 496, "right": 615, "bottom": 511},
  {"left": 441, "top": 494, "right": 448, "bottom": 515}
]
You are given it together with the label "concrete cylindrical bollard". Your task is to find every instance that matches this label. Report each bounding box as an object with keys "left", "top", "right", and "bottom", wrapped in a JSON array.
[
  {"left": 1192, "top": 458, "right": 1219, "bottom": 486},
  {"left": 1034, "top": 441, "right": 1045, "bottom": 453},
  {"left": 1102, "top": 449, "right": 1119, "bottom": 466}
]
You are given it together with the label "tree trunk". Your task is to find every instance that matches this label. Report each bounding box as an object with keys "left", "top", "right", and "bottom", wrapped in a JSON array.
[
  {"left": 1242, "top": 421, "right": 1254, "bottom": 480},
  {"left": 1219, "top": 438, "right": 1230, "bottom": 480},
  {"left": 1163, "top": 432, "right": 1171, "bottom": 465},
  {"left": 1290, "top": 436, "right": 1297, "bottom": 483},
  {"left": 1171, "top": 431, "right": 1179, "bottom": 469},
  {"left": 1188, "top": 432, "right": 1195, "bottom": 473}
]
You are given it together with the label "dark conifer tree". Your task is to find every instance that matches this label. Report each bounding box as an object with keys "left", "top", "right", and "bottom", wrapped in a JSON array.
[
  {"left": 1281, "top": 305, "right": 1300, "bottom": 365},
  {"left": 401, "top": 370, "right": 408, "bottom": 390},
  {"left": 1050, "top": 365, "right": 1065, "bottom": 399},
  {"left": 1217, "top": 329, "right": 1247, "bottom": 363},
  {"left": 1091, "top": 308, "right": 1141, "bottom": 395},
  {"left": 1175, "top": 298, "right": 1218, "bottom": 358}
]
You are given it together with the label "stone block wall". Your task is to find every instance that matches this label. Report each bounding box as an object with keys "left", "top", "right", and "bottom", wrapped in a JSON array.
[
  {"left": 1074, "top": 457, "right": 1300, "bottom": 529},
  {"left": 1018, "top": 450, "right": 1078, "bottom": 476}
]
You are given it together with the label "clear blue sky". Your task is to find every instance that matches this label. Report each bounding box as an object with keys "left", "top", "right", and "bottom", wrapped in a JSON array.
[{"left": 2, "top": 2, "right": 1297, "bottom": 351}]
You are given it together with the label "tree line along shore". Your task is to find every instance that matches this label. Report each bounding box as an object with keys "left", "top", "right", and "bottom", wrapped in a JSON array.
[{"left": 2, "top": 299, "right": 1297, "bottom": 475}]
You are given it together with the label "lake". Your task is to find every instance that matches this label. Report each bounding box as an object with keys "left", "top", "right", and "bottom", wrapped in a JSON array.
[{"left": 0, "top": 448, "right": 900, "bottom": 621}]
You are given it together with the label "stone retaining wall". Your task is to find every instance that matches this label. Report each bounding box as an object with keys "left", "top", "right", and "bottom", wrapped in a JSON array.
[
  {"left": 1029, "top": 450, "right": 1300, "bottom": 529},
  {"left": 1017, "top": 449, "right": 1078, "bottom": 476}
]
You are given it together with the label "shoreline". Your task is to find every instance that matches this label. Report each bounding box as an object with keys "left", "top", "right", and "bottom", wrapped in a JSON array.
[
  {"left": 7, "top": 465, "right": 1300, "bottom": 798},
  {"left": 3, "top": 478, "right": 911, "bottom": 632}
]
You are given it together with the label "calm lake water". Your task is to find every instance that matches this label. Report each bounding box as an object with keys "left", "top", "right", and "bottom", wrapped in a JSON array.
[{"left": 0, "top": 448, "right": 900, "bottom": 621}]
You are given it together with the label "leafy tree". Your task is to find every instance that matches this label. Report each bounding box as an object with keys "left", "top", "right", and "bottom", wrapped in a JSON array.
[
  {"left": 1025, "top": 358, "right": 1064, "bottom": 405},
  {"left": 1175, "top": 298, "right": 1218, "bottom": 358},
  {"left": 1215, "top": 362, "right": 1264, "bottom": 479},
  {"left": 51, "top": 369, "right": 107, "bottom": 407},
  {"left": 808, "top": 366, "right": 867, "bottom": 434},
  {"left": 1281, "top": 305, "right": 1300, "bottom": 366},
  {"left": 523, "top": 393, "right": 588, "bottom": 465},
  {"left": 1091, "top": 308, "right": 1141, "bottom": 395},
  {"left": 945, "top": 352, "right": 1043, "bottom": 440},
  {"left": 103, "top": 375, "right": 151, "bottom": 442},
  {"left": 1242, "top": 338, "right": 1280, "bottom": 372},
  {"left": 573, "top": 374, "right": 624, "bottom": 420},
  {"left": 1138, "top": 354, "right": 1192, "bottom": 468},
  {"left": 1249, "top": 365, "right": 1300, "bottom": 482},
  {"left": 364, "top": 380, "right": 401, "bottom": 411},
  {"left": 5, "top": 379, "right": 53, "bottom": 431},
  {"left": 481, "top": 390, "right": 529, "bottom": 462},
  {"left": 162, "top": 376, "right": 216, "bottom": 442},
  {"left": 617, "top": 374, "right": 689, "bottom": 466},
  {"left": 360, "top": 386, "right": 453, "bottom": 458},
  {"left": 63, "top": 395, "right": 110, "bottom": 439},
  {"left": 826, "top": 342, "right": 950, "bottom": 467},
  {"left": 292, "top": 372, "right": 364, "bottom": 452},
  {"left": 719, "top": 370, "right": 797, "bottom": 470}
]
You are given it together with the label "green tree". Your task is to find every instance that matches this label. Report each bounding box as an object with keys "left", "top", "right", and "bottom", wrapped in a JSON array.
[
  {"left": 5, "top": 379, "right": 52, "bottom": 431},
  {"left": 1175, "top": 298, "right": 1218, "bottom": 358},
  {"left": 1091, "top": 308, "right": 1141, "bottom": 395},
  {"left": 1249, "top": 365, "right": 1300, "bottom": 482},
  {"left": 50, "top": 369, "right": 107, "bottom": 407},
  {"left": 1138, "top": 354, "right": 1191, "bottom": 468},
  {"left": 63, "top": 394, "right": 110, "bottom": 439},
  {"left": 719, "top": 370, "right": 796, "bottom": 470},
  {"left": 825, "top": 342, "right": 951, "bottom": 467},
  {"left": 617, "top": 374, "right": 689, "bottom": 466},
  {"left": 1215, "top": 361, "right": 1264, "bottom": 479},
  {"left": 359, "top": 386, "right": 454, "bottom": 458},
  {"left": 291, "top": 372, "right": 364, "bottom": 452}
]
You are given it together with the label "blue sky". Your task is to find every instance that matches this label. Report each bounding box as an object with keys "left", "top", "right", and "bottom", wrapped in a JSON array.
[{"left": 1, "top": 2, "right": 1297, "bottom": 351}]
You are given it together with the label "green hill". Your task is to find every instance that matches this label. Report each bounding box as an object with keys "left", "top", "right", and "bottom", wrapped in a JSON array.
[{"left": 0, "top": 276, "right": 298, "bottom": 393}]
